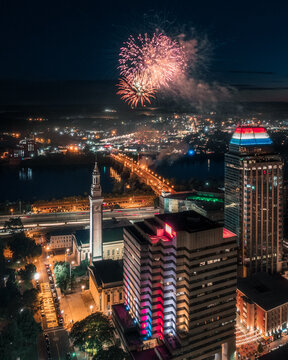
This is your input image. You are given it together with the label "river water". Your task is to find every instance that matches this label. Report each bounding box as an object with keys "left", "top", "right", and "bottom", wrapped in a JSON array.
[{"left": 0, "top": 158, "right": 224, "bottom": 202}]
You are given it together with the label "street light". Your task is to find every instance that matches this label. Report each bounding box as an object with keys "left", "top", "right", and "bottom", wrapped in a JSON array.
[
  {"left": 81, "top": 285, "right": 85, "bottom": 291},
  {"left": 65, "top": 248, "right": 70, "bottom": 264},
  {"left": 90, "top": 305, "right": 93, "bottom": 313},
  {"left": 69, "top": 261, "right": 75, "bottom": 278},
  {"left": 34, "top": 272, "right": 40, "bottom": 281}
]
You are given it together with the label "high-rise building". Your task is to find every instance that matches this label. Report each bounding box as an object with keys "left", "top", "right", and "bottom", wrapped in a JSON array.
[
  {"left": 225, "top": 126, "right": 284, "bottom": 277},
  {"left": 89, "top": 162, "right": 104, "bottom": 262},
  {"left": 120, "top": 211, "right": 237, "bottom": 360}
]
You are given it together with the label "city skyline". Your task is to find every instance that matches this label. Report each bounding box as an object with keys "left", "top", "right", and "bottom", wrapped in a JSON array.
[{"left": 1, "top": 1, "right": 288, "bottom": 359}]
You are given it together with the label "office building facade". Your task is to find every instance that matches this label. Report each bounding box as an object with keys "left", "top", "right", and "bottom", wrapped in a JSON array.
[
  {"left": 225, "top": 126, "right": 283, "bottom": 277},
  {"left": 122, "top": 211, "right": 237, "bottom": 360}
]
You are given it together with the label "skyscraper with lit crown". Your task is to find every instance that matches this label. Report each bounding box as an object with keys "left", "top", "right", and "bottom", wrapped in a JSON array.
[
  {"left": 89, "top": 162, "right": 104, "bottom": 262},
  {"left": 225, "top": 125, "right": 284, "bottom": 277}
]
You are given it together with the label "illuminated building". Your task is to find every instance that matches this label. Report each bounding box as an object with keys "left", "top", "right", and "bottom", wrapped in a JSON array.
[
  {"left": 160, "top": 191, "right": 224, "bottom": 222},
  {"left": 72, "top": 228, "right": 124, "bottom": 263},
  {"left": 89, "top": 260, "right": 124, "bottom": 316},
  {"left": 19, "top": 138, "right": 37, "bottom": 157},
  {"left": 115, "top": 211, "right": 237, "bottom": 360},
  {"left": 89, "top": 162, "right": 104, "bottom": 262},
  {"left": 46, "top": 229, "right": 74, "bottom": 250},
  {"left": 225, "top": 126, "right": 284, "bottom": 277},
  {"left": 237, "top": 272, "right": 288, "bottom": 337}
]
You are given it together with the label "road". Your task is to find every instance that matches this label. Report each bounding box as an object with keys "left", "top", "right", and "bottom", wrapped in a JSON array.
[
  {"left": 0, "top": 207, "right": 159, "bottom": 231},
  {"left": 37, "top": 249, "right": 74, "bottom": 360},
  {"left": 38, "top": 328, "right": 72, "bottom": 360}
]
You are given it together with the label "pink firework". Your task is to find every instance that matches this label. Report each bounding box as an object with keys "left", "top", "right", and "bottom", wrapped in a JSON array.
[
  {"left": 116, "top": 75, "right": 156, "bottom": 108},
  {"left": 119, "top": 32, "right": 186, "bottom": 89}
]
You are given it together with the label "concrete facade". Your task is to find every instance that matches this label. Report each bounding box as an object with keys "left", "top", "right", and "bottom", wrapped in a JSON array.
[{"left": 89, "top": 162, "right": 104, "bottom": 262}]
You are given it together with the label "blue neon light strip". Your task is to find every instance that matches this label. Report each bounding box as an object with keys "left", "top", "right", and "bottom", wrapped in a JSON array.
[{"left": 230, "top": 138, "right": 273, "bottom": 146}]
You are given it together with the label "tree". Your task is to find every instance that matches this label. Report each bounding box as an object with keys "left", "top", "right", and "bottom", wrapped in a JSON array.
[
  {"left": 4, "top": 217, "right": 23, "bottom": 233},
  {"left": 9, "top": 233, "right": 42, "bottom": 261},
  {"left": 0, "top": 273, "right": 22, "bottom": 317},
  {"left": 22, "top": 288, "right": 38, "bottom": 312},
  {"left": 16, "top": 309, "right": 41, "bottom": 346},
  {"left": 0, "top": 310, "right": 40, "bottom": 360},
  {"left": 18, "top": 263, "right": 36, "bottom": 280},
  {"left": 0, "top": 319, "right": 25, "bottom": 360},
  {"left": 70, "top": 312, "right": 114, "bottom": 356},
  {"left": 54, "top": 261, "right": 73, "bottom": 292},
  {"left": 72, "top": 259, "right": 89, "bottom": 277},
  {"left": 93, "top": 346, "right": 130, "bottom": 360}
]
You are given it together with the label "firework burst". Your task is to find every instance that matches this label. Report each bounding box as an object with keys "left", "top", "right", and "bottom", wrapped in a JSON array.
[
  {"left": 116, "top": 75, "right": 156, "bottom": 108},
  {"left": 119, "top": 32, "right": 186, "bottom": 90}
]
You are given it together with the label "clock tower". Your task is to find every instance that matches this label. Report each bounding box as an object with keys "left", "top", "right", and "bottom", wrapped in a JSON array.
[{"left": 89, "top": 162, "right": 103, "bottom": 262}]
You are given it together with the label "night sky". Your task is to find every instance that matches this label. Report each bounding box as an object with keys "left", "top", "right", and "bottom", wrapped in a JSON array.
[{"left": 0, "top": 0, "right": 287, "bottom": 102}]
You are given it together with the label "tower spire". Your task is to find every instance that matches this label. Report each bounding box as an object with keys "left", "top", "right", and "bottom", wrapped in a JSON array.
[{"left": 91, "top": 161, "right": 102, "bottom": 198}]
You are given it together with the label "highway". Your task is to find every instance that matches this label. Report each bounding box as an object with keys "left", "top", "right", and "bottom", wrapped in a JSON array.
[{"left": 0, "top": 207, "right": 159, "bottom": 231}]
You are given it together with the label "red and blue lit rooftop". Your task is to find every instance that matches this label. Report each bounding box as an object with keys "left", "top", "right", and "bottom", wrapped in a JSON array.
[{"left": 230, "top": 126, "right": 273, "bottom": 146}]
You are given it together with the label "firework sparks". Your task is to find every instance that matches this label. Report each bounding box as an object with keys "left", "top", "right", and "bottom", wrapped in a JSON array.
[
  {"left": 116, "top": 75, "right": 156, "bottom": 108},
  {"left": 119, "top": 32, "right": 186, "bottom": 90}
]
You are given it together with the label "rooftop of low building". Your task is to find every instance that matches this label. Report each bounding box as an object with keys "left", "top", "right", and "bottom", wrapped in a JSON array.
[
  {"left": 238, "top": 272, "right": 288, "bottom": 311},
  {"left": 156, "top": 210, "right": 222, "bottom": 234},
  {"left": 258, "top": 343, "right": 288, "bottom": 360},
  {"left": 74, "top": 226, "right": 124, "bottom": 247},
  {"left": 90, "top": 259, "right": 123, "bottom": 287}
]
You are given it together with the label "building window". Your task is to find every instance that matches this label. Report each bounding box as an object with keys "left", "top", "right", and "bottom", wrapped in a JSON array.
[
  {"left": 112, "top": 249, "right": 115, "bottom": 256},
  {"left": 107, "top": 250, "right": 110, "bottom": 256},
  {"left": 107, "top": 294, "right": 110, "bottom": 303},
  {"left": 119, "top": 292, "right": 122, "bottom": 301}
]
